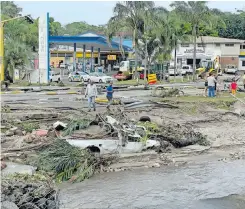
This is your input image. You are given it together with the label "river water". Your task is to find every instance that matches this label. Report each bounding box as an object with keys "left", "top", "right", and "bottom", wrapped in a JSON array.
[{"left": 60, "top": 159, "right": 245, "bottom": 209}]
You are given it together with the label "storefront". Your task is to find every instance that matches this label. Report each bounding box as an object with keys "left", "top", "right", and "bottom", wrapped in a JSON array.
[
  {"left": 174, "top": 46, "right": 221, "bottom": 68},
  {"left": 239, "top": 52, "right": 245, "bottom": 71}
]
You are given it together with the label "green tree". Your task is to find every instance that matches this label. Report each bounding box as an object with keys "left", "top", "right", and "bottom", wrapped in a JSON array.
[
  {"left": 1, "top": 1, "right": 22, "bottom": 18},
  {"left": 218, "top": 11, "right": 245, "bottom": 40},
  {"left": 170, "top": 1, "right": 225, "bottom": 80},
  {"left": 108, "top": 1, "right": 155, "bottom": 79}
]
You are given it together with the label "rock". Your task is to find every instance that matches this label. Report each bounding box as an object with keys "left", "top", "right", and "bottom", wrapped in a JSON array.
[
  {"left": 10, "top": 127, "right": 18, "bottom": 132},
  {"left": 1, "top": 161, "right": 7, "bottom": 170},
  {"left": 5, "top": 131, "right": 14, "bottom": 136},
  {"left": 23, "top": 134, "right": 34, "bottom": 143},
  {"left": 47, "top": 130, "right": 57, "bottom": 138},
  {"left": 1, "top": 201, "right": 19, "bottom": 209},
  {"left": 47, "top": 200, "right": 56, "bottom": 208},
  {"left": 22, "top": 131, "right": 26, "bottom": 135},
  {"left": 14, "top": 129, "right": 23, "bottom": 136}
]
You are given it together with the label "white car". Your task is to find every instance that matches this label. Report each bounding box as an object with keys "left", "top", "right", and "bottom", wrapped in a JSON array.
[
  {"left": 168, "top": 66, "right": 180, "bottom": 76},
  {"left": 182, "top": 65, "right": 193, "bottom": 74},
  {"left": 89, "top": 72, "right": 113, "bottom": 83},
  {"left": 68, "top": 72, "right": 90, "bottom": 82},
  {"left": 49, "top": 71, "right": 61, "bottom": 82},
  {"left": 224, "top": 65, "right": 238, "bottom": 74}
]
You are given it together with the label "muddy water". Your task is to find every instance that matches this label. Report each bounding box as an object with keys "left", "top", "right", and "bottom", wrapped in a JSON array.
[{"left": 60, "top": 159, "right": 245, "bottom": 209}]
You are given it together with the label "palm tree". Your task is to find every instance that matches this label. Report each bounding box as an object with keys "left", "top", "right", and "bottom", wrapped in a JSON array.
[
  {"left": 108, "top": 1, "right": 155, "bottom": 80},
  {"left": 170, "top": 1, "right": 222, "bottom": 81},
  {"left": 166, "top": 12, "right": 191, "bottom": 81}
]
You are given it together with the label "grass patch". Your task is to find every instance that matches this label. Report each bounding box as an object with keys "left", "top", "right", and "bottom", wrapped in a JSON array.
[
  {"left": 19, "top": 122, "right": 40, "bottom": 133},
  {"left": 156, "top": 93, "right": 244, "bottom": 111}
]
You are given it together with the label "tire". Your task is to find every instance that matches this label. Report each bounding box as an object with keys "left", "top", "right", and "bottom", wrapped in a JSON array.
[
  {"left": 99, "top": 79, "right": 102, "bottom": 83},
  {"left": 139, "top": 116, "right": 151, "bottom": 122},
  {"left": 68, "top": 78, "right": 72, "bottom": 82},
  {"left": 50, "top": 79, "right": 52, "bottom": 82}
]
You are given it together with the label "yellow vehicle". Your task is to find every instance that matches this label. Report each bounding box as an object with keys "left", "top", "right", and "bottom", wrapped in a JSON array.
[
  {"left": 119, "top": 60, "right": 143, "bottom": 74},
  {"left": 196, "top": 56, "right": 222, "bottom": 78}
]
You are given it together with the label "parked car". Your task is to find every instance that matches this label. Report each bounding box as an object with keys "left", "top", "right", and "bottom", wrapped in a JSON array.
[
  {"left": 49, "top": 71, "right": 61, "bottom": 82},
  {"left": 224, "top": 65, "right": 238, "bottom": 74},
  {"left": 179, "top": 68, "right": 187, "bottom": 76},
  {"left": 182, "top": 65, "right": 193, "bottom": 74},
  {"left": 114, "top": 71, "right": 128, "bottom": 81},
  {"left": 89, "top": 72, "right": 113, "bottom": 83},
  {"left": 68, "top": 72, "right": 90, "bottom": 82},
  {"left": 168, "top": 66, "right": 180, "bottom": 76}
]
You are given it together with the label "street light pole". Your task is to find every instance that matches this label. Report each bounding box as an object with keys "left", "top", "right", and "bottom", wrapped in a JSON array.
[{"left": 0, "top": 15, "right": 33, "bottom": 81}]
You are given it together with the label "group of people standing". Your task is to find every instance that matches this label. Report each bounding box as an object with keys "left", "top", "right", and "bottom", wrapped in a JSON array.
[
  {"left": 204, "top": 72, "right": 245, "bottom": 97},
  {"left": 84, "top": 80, "right": 113, "bottom": 112}
]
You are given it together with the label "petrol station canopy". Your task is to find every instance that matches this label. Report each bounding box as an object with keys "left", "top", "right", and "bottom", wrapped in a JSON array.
[{"left": 49, "top": 32, "right": 133, "bottom": 52}]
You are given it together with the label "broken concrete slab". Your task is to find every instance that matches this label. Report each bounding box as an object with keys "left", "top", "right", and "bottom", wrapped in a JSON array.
[{"left": 2, "top": 162, "right": 36, "bottom": 176}]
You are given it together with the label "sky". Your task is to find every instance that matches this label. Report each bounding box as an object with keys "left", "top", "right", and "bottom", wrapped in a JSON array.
[{"left": 16, "top": 1, "right": 245, "bottom": 26}]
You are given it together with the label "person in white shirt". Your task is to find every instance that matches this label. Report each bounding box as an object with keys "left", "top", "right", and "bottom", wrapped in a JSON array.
[
  {"left": 85, "top": 80, "right": 98, "bottom": 111},
  {"left": 207, "top": 73, "right": 216, "bottom": 97}
]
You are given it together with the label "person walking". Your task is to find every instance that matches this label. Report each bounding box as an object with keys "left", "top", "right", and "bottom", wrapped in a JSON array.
[
  {"left": 207, "top": 73, "right": 216, "bottom": 97},
  {"left": 85, "top": 80, "right": 97, "bottom": 112},
  {"left": 106, "top": 81, "right": 114, "bottom": 110},
  {"left": 204, "top": 74, "right": 208, "bottom": 97}
]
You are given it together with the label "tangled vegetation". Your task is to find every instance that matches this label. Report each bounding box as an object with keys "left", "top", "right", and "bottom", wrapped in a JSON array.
[
  {"left": 63, "top": 118, "right": 91, "bottom": 136},
  {"left": 32, "top": 139, "right": 117, "bottom": 183}
]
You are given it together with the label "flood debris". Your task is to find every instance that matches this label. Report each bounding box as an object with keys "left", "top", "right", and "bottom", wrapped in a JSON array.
[
  {"left": 1, "top": 173, "right": 59, "bottom": 209},
  {"left": 152, "top": 87, "right": 184, "bottom": 98},
  {"left": 30, "top": 139, "right": 117, "bottom": 183}
]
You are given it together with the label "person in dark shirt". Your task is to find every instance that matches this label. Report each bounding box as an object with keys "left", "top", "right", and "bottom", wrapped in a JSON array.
[{"left": 106, "top": 81, "right": 114, "bottom": 110}]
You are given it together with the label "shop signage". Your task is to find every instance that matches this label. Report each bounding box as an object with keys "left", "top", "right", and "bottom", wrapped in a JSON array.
[
  {"left": 107, "top": 55, "right": 117, "bottom": 60},
  {"left": 184, "top": 49, "right": 205, "bottom": 54}
]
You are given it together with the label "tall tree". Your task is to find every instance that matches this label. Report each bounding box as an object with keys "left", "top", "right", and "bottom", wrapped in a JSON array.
[
  {"left": 170, "top": 1, "right": 225, "bottom": 80},
  {"left": 109, "top": 1, "right": 155, "bottom": 80}
]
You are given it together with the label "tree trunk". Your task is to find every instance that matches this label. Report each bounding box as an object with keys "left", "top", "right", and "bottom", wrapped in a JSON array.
[
  {"left": 174, "top": 41, "right": 177, "bottom": 83},
  {"left": 192, "top": 25, "right": 197, "bottom": 81},
  {"left": 144, "top": 40, "right": 148, "bottom": 82}
]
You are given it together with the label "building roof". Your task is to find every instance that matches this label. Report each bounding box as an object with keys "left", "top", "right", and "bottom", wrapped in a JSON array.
[
  {"left": 187, "top": 36, "right": 245, "bottom": 44},
  {"left": 49, "top": 32, "right": 133, "bottom": 52}
]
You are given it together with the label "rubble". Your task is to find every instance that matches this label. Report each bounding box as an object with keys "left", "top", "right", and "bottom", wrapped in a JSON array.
[{"left": 1, "top": 173, "right": 58, "bottom": 209}]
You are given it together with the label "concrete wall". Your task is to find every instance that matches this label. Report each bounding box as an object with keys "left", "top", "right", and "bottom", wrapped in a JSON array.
[
  {"left": 174, "top": 43, "right": 221, "bottom": 60},
  {"left": 220, "top": 44, "right": 241, "bottom": 56}
]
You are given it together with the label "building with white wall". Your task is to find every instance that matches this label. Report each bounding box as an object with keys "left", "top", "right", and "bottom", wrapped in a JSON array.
[
  {"left": 173, "top": 36, "right": 245, "bottom": 70},
  {"left": 239, "top": 44, "right": 245, "bottom": 71}
]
